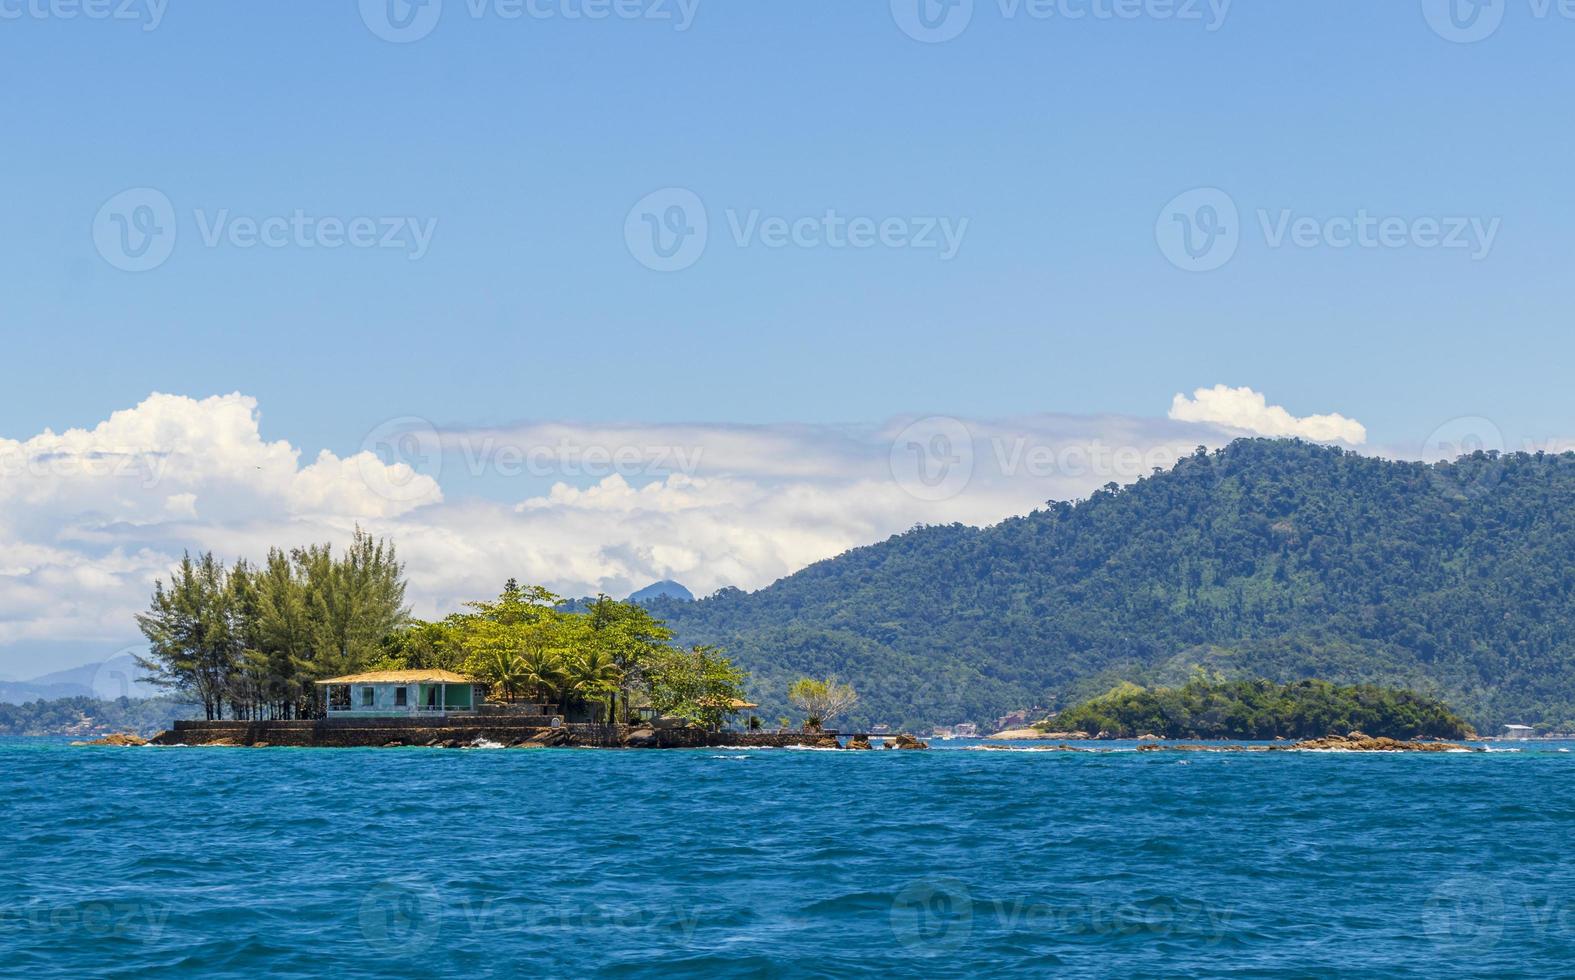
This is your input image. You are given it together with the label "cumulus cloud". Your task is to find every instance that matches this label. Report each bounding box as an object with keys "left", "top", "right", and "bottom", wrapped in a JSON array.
[
  {"left": 1168, "top": 385, "right": 1367, "bottom": 445},
  {"left": 2, "top": 388, "right": 1361, "bottom": 673}
]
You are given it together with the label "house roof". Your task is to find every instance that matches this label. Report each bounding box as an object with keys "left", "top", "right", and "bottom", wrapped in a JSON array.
[
  {"left": 696, "top": 697, "right": 759, "bottom": 710},
  {"left": 316, "top": 669, "right": 476, "bottom": 685}
]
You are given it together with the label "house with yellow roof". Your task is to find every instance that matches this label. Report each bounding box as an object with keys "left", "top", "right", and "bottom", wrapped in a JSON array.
[{"left": 316, "top": 669, "right": 482, "bottom": 718}]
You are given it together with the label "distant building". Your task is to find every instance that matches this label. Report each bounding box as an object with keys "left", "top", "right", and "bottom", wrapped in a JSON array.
[
  {"left": 1503, "top": 724, "right": 1537, "bottom": 739},
  {"left": 954, "top": 722, "right": 979, "bottom": 738},
  {"left": 993, "top": 708, "right": 1051, "bottom": 732},
  {"left": 317, "top": 669, "right": 482, "bottom": 718}
]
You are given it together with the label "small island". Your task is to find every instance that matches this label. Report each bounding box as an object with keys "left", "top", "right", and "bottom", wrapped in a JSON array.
[
  {"left": 91, "top": 533, "right": 920, "bottom": 750},
  {"left": 1045, "top": 677, "right": 1475, "bottom": 741}
]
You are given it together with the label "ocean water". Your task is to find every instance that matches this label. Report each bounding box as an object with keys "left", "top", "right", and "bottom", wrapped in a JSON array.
[{"left": 3, "top": 737, "right": 1574, "bottom": 978}]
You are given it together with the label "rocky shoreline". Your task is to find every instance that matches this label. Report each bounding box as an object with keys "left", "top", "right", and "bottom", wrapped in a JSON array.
[
  {"left": 76, "top": 727, "right": 1477, "bottom": 753},
  {"left": 970, "top": 731, "right": 1479, "bottom": 753},
  {"left": 77, "top": 722, "right": 934, "bottom": 751}
]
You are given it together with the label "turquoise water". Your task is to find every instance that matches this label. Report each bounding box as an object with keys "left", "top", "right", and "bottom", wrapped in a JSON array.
[{"left": 4, "top": 738, "right": 1574, "bottom": 978}]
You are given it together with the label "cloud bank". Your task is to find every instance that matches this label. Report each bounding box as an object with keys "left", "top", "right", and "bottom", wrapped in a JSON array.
[
  {"left": 0, "top": 387, "right": 1361, "bottom": 672},
  {"left": 1168, "top": 384, "right": 1367, "bottom": 445}
]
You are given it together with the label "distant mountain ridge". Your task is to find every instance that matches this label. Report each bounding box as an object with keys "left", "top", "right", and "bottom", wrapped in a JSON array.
[
  {"left": 652, "top": 439, "right": 1575, "bottom": 732},
  {"left": 0, "top": 655, "right": 159, "bottom": 706},
  {"left": 628, "top": 580, "right": 695, "bottom": 604}
]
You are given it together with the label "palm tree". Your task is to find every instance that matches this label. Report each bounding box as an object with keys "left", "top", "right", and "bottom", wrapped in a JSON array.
[
  {"left": 517, "top": 646, "right": 565, "bottom": 708},
  {"left": 565, "top": 648, "right": 623, "bottom": 723},
  {"left": 485, "top": 648, "right": 526, "bottom": 702}
]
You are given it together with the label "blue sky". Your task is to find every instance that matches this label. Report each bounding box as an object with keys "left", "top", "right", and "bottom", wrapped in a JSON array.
[
  {"left": 0, "top": 1, "right": 1571, "bottom": 675},
  {"left": 4, "top": 1, "right": 1572, "bottom": 449}
]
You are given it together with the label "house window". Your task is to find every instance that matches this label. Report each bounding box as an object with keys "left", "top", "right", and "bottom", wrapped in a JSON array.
[
  {"left": 395, "top": 687, "right": 408, "bottom": 707},
  {"left": 362, "top": 687, "right": 375, "bottom": 708},
  {"left": 328, "top": 685, "right": 350, "bottom": 711}
]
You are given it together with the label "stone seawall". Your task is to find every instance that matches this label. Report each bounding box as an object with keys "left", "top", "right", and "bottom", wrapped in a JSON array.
[{"left": 151, "top": 720, "right": 850, "bottom": 749}]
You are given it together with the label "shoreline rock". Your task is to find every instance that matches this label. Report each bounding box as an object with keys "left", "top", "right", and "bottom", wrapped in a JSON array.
[
  {"left": 71, "top": 733, "right": 149, "bottom": 747},
  {"left": 986, "top": 728, "right": 1089, "bottom": 741}
]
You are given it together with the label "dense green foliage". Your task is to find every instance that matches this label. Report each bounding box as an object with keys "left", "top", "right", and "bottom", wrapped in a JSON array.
[
  {"left": 137, "top": 540, "right": 750, "bottom": 726},
  {"left": 382, "top": 581, "right": 749, "bottom": 726},
  {"left": 1052, "top": 677, "right": 1475, "bottom": 740},
  {"left": 0, "top": 695, "right": 196, "bottom": 737},
  {"left": 136, "top": 529, "right": 409, "bottom": 719},
  {"left": 653, "top": 439, "right": 1575, "bottom": 732}
]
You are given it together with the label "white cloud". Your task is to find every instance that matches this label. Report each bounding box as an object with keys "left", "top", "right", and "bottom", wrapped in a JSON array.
[
  {"left": 7, "top": 389, "right": 1353, "bottom": 674},
  {"left": 1168, "top": 385, "right": 1367, "bottom": 445}
]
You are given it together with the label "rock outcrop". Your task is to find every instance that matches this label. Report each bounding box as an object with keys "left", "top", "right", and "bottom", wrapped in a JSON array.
[
  {"left": 1285, "top": 733, "right": 1471, "bottom": 752},
  {"left": 72, "top": 733, "right": 148, "bottom": 747},
  {"left": 889, "top": 734, "right": 929, "bottom": 750},
  {"left": 986, "top": 728, "right": 1089, "bottom": 741},
  {"left": 621, "top": 727, "right": 658, "bottom": 749}
]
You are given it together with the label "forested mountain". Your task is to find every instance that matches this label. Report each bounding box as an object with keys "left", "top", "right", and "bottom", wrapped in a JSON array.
[{"left": 653, "top": 439, "right": 1575, "bottom": 732}]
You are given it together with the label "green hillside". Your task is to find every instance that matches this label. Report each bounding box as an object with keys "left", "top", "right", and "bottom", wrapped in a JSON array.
[{"left": 654, "top": 439, "right": 1575, "bottom": 732}]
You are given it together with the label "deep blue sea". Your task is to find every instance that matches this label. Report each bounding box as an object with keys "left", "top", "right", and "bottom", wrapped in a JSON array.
[{"left": 4, "top": 737, "right": 1574, "bottom": 978}]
